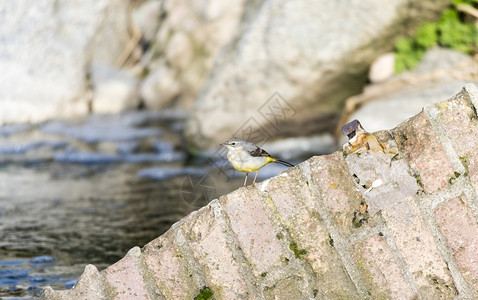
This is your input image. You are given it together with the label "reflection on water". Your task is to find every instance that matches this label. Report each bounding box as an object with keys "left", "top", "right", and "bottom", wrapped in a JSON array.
[{"left": 0, "top": 111, "right": 299, "bottom": 298}]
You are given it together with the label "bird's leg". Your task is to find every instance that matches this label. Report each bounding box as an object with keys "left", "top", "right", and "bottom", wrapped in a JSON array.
[
  {"left": 252, "top": 171, "right": 259, "bottom": 185},
  {"left": 244, "top": 172, "right": 248, "bottom": 187}
]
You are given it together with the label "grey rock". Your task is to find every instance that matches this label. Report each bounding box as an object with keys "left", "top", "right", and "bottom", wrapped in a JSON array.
[
  {"left": 415, "top": 47, "right": 473, "bottom": 73},
  {"left": 90, "top": 62, "right": 140, "bottom": 114},
  {"left": 140, "top": 64, "right": 181, "bottom": 109},
  {"left": 348, "top": 47, "right": 478, "bottom": 133},
  {"left": 185, "top": 0, "right": 450, "bottom": 149},
  {"left": 131, "top": 0, "right": 162, "bottom": 42},
  {"left": 0, "top": 0, "right": 130, "bottom": 125},
  {"left": 140, "top": 0, "right": 247, "bottom": 109}
]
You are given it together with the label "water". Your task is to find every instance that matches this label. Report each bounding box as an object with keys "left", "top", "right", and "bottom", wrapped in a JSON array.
[
  {"left": 0, "top": 110, "right": 309, "bottom": 298},
  {"left": 0, "top": 111, "right": 235, "bottom": 298}
]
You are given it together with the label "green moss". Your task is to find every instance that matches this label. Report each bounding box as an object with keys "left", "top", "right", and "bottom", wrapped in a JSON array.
[
  {"left": 438, "top": 9, "right": 477, "bottom": 53},
  {"left": 289, "top": 242, "right": 307, "bottom": 259},
  {"left": 187, "top": 145, "right": 200, "bottom": 157},
  {"left": 195, "top": 287, "right": 213, "bottom": 300},
  {"left": 276, "top": 232, "right": 284, "bottom": 240},
  {"left": 460, "top": 156, "right": 469, "bottom": 168},
  {"left": 458, "top": 156, "right": 470, "bottom": 177},
  {"left": 448, "top": 176, "right": 456, "bottom": 185},
  {"left": 342, "top": 149, "right": 348, "bottom": 158},
  {"left": 394, "top": 37, "right": 425, "bottom": 73},
  {"left": 352, "top": 210, "right": 369, "bottom": 228},
  {"left": 415, "top": 22, "right": 438, "bottom": 48},
  {"left": 352, "top": 219, "right": 361, "bottom": 228},
  {"left": 261, "top": 272, "right": 268, "bottom": 277},
  {"left": 413, "top": 173, "right": 423, "bottom": 188},
  {"left": 394, "top": 0, "right": 478, "bottom": 73}
]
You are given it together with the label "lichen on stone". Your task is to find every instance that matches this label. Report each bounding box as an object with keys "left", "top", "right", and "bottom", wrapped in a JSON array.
[{"left": 289, "top": 241, "right": 307, "bottom": 258}]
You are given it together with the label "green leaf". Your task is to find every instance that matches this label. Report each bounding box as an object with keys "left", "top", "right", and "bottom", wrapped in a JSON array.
[
  {"left": 438, "top": 17, "right": 476, "bottom": 53},
  {"left": 439, "top": 9, "right": 459, "bottom": 23},
  {"left": 395, "top": 37, "right": 415, "bottom": 52},
  {"left": 394, "top": 49, "right": 424, "bottom": 73},
  {"left": 415, "top": 23, "right": 438, "bottom": 48},
  {"left": 393, "top": 3, "right": 477, "bottom": 74},
  {"left": 452, "top": 0, "right": 478, "bottom": 5},
  {"left": 452, "top": 0, "right": 467, "bottom": 5}
]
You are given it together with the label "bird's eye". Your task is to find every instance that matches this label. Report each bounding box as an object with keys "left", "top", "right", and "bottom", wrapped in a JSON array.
[{"left": 231, "top": 142, "right": 235, "bottom": 145}]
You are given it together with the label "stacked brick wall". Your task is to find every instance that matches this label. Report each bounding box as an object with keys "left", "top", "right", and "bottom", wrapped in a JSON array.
[{"left": 42, "top": 84, "right": 478, "bottom": 299}]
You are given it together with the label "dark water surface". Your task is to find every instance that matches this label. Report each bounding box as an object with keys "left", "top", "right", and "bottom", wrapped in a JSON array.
[
  {"left": 0, "top": 164, "right": 219, "bottom": 298},
  {"left": 0, "top": 111, "right": 241, "bottom": 298}
]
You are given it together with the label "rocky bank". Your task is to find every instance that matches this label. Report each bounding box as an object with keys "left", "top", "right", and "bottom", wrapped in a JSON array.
[{"left": 42, "top": 84, "right": 478, "bottom": 299}]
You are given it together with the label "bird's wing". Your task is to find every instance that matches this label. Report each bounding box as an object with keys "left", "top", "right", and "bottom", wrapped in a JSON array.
[
  {"left": 241, "top": 140, "right": 270, "bottom": 157},
  {"left": 248, "top": 146, "right": 270, "bottom": 157}
]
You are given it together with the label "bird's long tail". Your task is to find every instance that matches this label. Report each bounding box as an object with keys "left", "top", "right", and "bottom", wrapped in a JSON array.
[{"left": 268, "top": 157, "right": 294, "bottom": 167}]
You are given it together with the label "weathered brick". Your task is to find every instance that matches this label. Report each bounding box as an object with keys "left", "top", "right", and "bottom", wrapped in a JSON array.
[
  {"left": 103, "top": 247, "right": 151, "bottom": 300},
  {"left": 308, "top": 153, "right": 368, "bottom": 235},
  {"left": 382, "top": 196, "right": 456, "bottom": 298},
  {"left": 435, "top": 90, "right": 478, "bottom": 194},
  {"left": 345, "top": 151, "right": 420, "bottom": 218},
  {"left": 393, "top": 110, "right": 455, "bottom": 193},
  {"left": 220, "top": 188, "right": 284, "bottom": 276},
  {"left": 351, "top": 235, "right": 416, "bottom": 299},
  {"left": 263, "top": 275, "right": 309, "bottom": 300},
  {"left": 42, "top": 264, "right": 114, "bottom": 299},
  {"left": 179, "top": 204, "right": 250, "bottom": 299},
  {"left": 265, "top": 166, "right": 358, "bottom": 298},
  {"left": 143, "top": 230, "right": 199, "bottom": 299},
  {"left": 435, "top": 196, "right": 478, "bottom": 297}
]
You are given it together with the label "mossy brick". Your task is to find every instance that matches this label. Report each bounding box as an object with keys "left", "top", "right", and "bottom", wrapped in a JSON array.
[
  {"left": 219, "top": 188, "right": 284, "bottom": 277},
  {"left": 103, "top": 247, "right": 152, "bottom": 300},
  {"left": 142, "top": 229, "right": 199, "bottom": 299},
  {"left": 308, "top": 153, "right": 369, "bottom": 235},
  {"left": 178, "top": 204, "right": 250, "bottom": 299},
  {"left": 264, "top": 166, "right": 358, "bottom": 298},
  {"left": 434, "top": 89, "right": 478, "bottom": 194},
  {"left": 435, "top": 196, "right": 478, "bottom": 297},
  {"left": 393, "top": 110, "right": 455, "bottom": 193},
  {"left": 351, "top": 235, "right": 416, "bottom": 299},
  {"left": 382, "top": 196, "right": 456, "bottom": 298}
]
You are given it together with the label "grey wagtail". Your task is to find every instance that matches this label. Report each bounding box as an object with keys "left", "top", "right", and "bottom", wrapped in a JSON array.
[{"left": 221, "top": 137, "right": 294, "bottom": 186}]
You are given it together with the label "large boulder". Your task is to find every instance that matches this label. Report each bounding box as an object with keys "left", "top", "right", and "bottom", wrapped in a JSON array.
[
  {"left": 0, "top": 0, "right": 131, "bottom": 124},
  {"left": 138, "top": 0, "right": 247, "bottom": 109},
  {"left": 344, "top": 47, "right": 478, "bottom": 134},
  {"left": 184, "top": 0, "right": 451, "bottom": 149}
]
